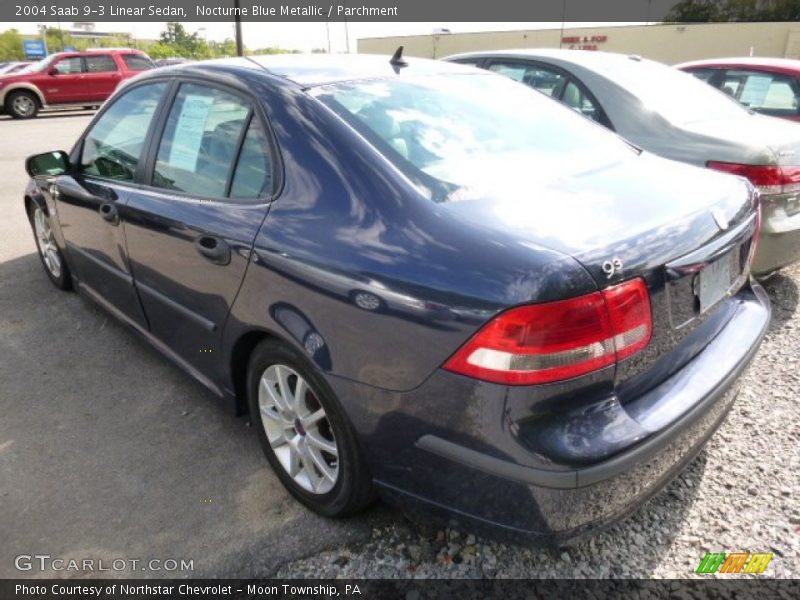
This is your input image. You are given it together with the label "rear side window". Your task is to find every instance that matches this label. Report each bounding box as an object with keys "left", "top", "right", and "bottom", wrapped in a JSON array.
[
  {"left": 488, "top": 61, "right": 567, "bottom": 97},
  {"left": 153, "top": 84, "right": 251, "bottom": 197},
  {"left": 230, "top": 118, "right": 273, "bottom": 198},
  {"left": 122, "top": 54, "right": 154, "bottom": 71},
  {"left": 685, "top": 68, "right": 718, "bottom": 83},
  {"left": 561, "top": 80, "right": 602, "bottom": 122},
  {"left": 80, "top": 83, "right": 167, "bottom": 181},
  {"left": 721, "top": 69, "right": 800, "bottom": 117},
  {"left": 85, "top": 55, "right": 117, "bottom": 73}
]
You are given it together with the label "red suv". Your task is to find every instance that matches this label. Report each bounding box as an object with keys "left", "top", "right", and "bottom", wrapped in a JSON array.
[
  {"left": 676, "top": 57, "right": 800, "bottom": 122},
  {"left": 0, "top": 49, "right": 154, "bottom": 119}
]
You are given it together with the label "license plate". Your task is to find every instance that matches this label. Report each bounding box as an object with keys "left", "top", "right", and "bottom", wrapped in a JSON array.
[{"left": 696, "top": 251, "right": 738, "bottom": 313}]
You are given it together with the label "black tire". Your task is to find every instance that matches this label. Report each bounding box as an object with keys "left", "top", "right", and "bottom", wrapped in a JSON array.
[
  {"left": 247, "top": 338, "right": 374, "bottom": 517},
  {"left": 6, "top": 90, "right": 39, "bottom": 119},
  {"left": 28, "top": 204, "right": 72, "bottom": 290}
]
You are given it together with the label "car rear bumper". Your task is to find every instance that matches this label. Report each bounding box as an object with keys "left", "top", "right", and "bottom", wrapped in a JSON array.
[
  {"left": 330, "top": 281, "right": 769, "bottom": 542},
  {"left": 753, "top": 201, "right": 800, "bottom": 274}
]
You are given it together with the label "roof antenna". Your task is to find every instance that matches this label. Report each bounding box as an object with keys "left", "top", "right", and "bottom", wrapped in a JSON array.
[{"left": 390, "top": 46, "right": 408, "bottom": 68}]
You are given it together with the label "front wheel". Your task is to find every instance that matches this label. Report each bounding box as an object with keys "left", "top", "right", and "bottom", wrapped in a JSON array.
[
  {"left": 247, "top": 339, "right": 374, "bottom": 517},
  {"left": 6, "top": 90, "right": 39, "bottom": 119},
  {"left": 30, "top": 205, "right": 71, "bottom": 290}
]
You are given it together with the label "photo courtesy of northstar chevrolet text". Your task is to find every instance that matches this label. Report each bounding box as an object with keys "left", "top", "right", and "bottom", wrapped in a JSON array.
[{"left": 0, "top": 0, "right": 798, "bottom": 594}]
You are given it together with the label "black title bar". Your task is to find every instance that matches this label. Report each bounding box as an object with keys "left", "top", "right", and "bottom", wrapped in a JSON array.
[
  {"left": 6, "top": 1, "right": 683, "bottom": 23},
  {"left": 3, "top": 579, "right": 799, "bottom": 600}
]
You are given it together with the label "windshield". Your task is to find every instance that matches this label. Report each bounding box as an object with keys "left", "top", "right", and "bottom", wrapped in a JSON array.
[
  {"left": 596, "top": 57, "right": 749, "bottom": 124},
  {"left": 314, "top": 72, "right": 635, "bottom": 203},
  {"left": 15, "top": 55, "right": 56, "bottom": 74}
]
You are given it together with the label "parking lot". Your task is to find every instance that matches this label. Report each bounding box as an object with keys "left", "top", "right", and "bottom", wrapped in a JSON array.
[{"left": 1, "top": 111, "right": 798, "bottom": 579}]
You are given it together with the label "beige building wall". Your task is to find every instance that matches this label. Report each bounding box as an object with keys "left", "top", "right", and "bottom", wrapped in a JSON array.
[{"left": 357, "top": 22, "right": 800, "bottom": 64}]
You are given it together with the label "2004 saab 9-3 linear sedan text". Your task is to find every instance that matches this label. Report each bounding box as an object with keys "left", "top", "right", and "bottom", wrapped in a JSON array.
[{"left": 24, "top": 55, "right": 769, "bottom": 542}]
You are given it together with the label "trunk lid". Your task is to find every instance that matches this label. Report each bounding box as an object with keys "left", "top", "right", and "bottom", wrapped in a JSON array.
[
  {"left": 684, "top": 112, "right": 800, "bottom": 167},
  {"left": 444, "top": 151, "right": 757, "bottom": 389}
]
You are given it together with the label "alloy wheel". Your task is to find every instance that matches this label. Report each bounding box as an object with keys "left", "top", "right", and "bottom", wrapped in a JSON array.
[
  {"left": 13, "top": 95, "right": 35, "bottom": 117},
  {"left": 258, "top": 364, "right": 339, "bottom": 494},
  {"left": 33, "top": 207, "right": 62, "bottom": 279}
]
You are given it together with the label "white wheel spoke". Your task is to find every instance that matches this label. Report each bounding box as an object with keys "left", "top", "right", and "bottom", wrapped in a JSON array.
[
  {"left": 306, "top": 431, "right": 337, "bottom": 456},
  {"left": 260, "top": 405, "right": 281, "bottom": 422},
  {"left": 301, "top": 408, "right": 326, "bottom": 429},
  {"left": 288, "top": 442, "right": 301, "bottom": 477},
  {"left": 307, "top": 446, "right": 337, "bottom": 483},
  {"left": 260, "top": 377, "right": 286, "bottom": 412},
  {"left": 275, "top": 366, "right": 292, "bottom": 409},
  {"left": 293, "top": 378, "right": 308, "bottom": 413}
]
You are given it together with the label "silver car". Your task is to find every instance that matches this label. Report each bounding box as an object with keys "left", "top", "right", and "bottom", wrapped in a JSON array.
[{"left": 445, "top": 49, "right": 800, "bottom": 275}]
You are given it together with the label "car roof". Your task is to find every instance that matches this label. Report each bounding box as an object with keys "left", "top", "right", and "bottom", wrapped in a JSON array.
[
  {"left": 48, "top": 48, "right": 146, "bottom": 58},
  {"left": 675, "top": 56, "right": 800, "bottom": 72},
  {"left": 170, "top": 53, "right": 476, "bottom": 87},
  {"left": 445, "top": 48, "right": 652, "bottom": 69}
]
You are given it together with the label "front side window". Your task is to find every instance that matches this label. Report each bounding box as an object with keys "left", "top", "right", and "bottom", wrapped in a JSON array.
[
  {"left": 315, "top": 73, "right": 634, "bottom": 203},
  {"left": 153, "top": 84, "right": 251, "bottom": 197},
  {"left": 122, "top": 54, "right": 155, "bottom": 71},
  {"left": 53, "top": 57, "right": 82, "bottom": 75},
  {"left": 722, "top": 70, "right": 800, "bottom": 116},
  {"left": 85, "top": 55, "right": 118, "bottom": 73},
  {"left": 80, "top": 83, "right": 167, "bottom": 181}
]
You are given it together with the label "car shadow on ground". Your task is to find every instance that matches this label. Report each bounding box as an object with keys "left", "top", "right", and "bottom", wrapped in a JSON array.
[
  {"left": 0, "top": 252, "right": 390, "bottom": 577},
  {"left": 761, "top": 271, "right": 799, "bottom": 332},
  {"left": 0, "top": 110, "right": 95, "bottom": 122}
]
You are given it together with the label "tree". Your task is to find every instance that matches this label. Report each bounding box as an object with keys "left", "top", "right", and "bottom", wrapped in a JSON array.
[
  {"left": 157, "top": 22, "right": 211, "bottom": 59},
  {"left": 247, "top": 46, "right": 302, "bottom": 55},
  {"left": 667, "top": 0, "right": 800, "bottom": 21},
  {"left": 0, "top": 29, "right": 26, "bottom": 61}
]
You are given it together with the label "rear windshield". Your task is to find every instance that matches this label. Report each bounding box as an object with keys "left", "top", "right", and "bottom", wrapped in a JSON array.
[
  {"left": 122, "top": 54, "right": 155, "bottom": 71},
  {"left": 594, "top": 57, "right": 749, "bottom": 124},
  {"left": 314, "top": 72, "right": 635, "bottom": 203}
]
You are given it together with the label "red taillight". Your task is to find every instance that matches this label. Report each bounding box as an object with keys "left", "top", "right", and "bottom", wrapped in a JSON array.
[
  {"left": 443, "top": 279, "right": 652, "bottom": 385},
  {"left": 707, "top": 162, "right": 800, "bottom": 196}
]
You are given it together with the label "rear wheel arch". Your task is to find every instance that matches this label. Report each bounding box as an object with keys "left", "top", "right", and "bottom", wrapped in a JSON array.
[{"left": 229, "top": 329, "right": 283, "bottom": 415}]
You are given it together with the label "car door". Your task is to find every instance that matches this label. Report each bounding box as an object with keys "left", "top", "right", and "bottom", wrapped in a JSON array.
[
  {"left": 485, "top": 59, "right": 611, "bottom": 128},
  {"left": 719, "top": 68, "right": 800, "bottom": 121},
  {"left": 41, "top": 55, "right": 87, "bottom": 103},
  {"left": 55, "top": 81, "right": 169, "bottom": 327},
  {"left": 123, "top": 80, "right": 276, "bottom": 382},
  {"left": 83, "top": 54, "right": 122, "bottom": 102}
]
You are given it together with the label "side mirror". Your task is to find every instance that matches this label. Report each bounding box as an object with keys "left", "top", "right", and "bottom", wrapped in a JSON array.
[
  {"left": 48, "top": 67, "right": 58, "bottom": 76},
  {"left": 26, "top": 151, "right": 70, "bottom": 178}
]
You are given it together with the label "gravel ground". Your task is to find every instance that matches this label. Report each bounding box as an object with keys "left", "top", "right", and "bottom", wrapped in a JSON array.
[{"left": 276, "top": 264, "right": 800, "bottom": 579}]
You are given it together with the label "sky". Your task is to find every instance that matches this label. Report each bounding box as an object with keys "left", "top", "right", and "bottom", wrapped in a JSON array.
[{"left": 2, "top": 21, "right": 634, "bottom": 53}]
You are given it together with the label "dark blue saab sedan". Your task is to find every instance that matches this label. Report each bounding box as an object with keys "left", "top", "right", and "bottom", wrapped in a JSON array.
[{"left": 24, "top": 54, "right": 770, "bottom": 542}]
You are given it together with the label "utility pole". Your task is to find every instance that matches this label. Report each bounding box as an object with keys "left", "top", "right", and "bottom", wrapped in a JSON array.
[
  {"left": 234, "top": 0, "right": 244, "bottom": 56},
  {"left": 325, "top": 20, "right": 331, "bottom": 53},
  {"left": 343, "top": 0, "right": 350, "bottom": 53}
]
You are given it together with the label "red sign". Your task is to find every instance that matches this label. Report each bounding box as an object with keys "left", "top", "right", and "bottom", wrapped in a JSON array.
[{"left": 561, "top": 34, "right": 608, "bottom": 51}]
